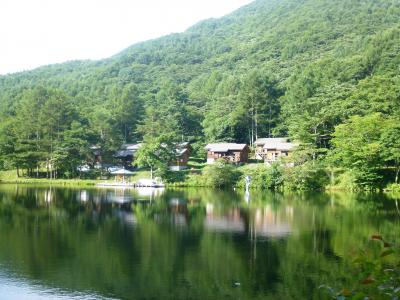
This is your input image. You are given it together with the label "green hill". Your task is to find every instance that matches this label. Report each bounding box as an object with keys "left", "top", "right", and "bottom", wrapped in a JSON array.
[{"left": 0, "top": 0, "right": 399, "bottom": 187}]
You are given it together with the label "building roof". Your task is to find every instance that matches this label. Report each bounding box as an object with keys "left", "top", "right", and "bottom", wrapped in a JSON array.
[
  {"left": 205, "top": 143, "right": 248, "bottom": 152},
  {"left": 254, "top": 137, "right": 296, "bottom": 151},
  {"left": 254, "top": 137, "right": 288, "bottom": 146},
  {"left": 122, "top": 143, "right": 142, "bottom": 150},
  {"left": 114, "top": 143, "right": 142, "bottom": 158},
  {"left": 114, "top": 150, "right": 135, "bottom": 158},
  {"left": 175, "top": 142, "right": 191, "bottom": 157},
  {"left": 89, "top": 145, "right": 101, "bottom": 156},
  {"left": 110, "top": 168, "right": 134, "bottom": 175}
]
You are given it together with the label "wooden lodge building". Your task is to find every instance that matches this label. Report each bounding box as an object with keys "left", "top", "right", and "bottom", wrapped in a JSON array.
[
  {"left": 90, "top": 145, "right": 102, "bottom": 166},
  {"left": 114, "top": 143, "right": 142, "bottom": 168},
  {"left": 205, "top": 143, "right": 249, "bottom": 164},
  {"left": 169, "top": 142, "right": 192, "bottom": 171},
  {"left": 254, "top": 138, "right": 296, "bottom": 164}
]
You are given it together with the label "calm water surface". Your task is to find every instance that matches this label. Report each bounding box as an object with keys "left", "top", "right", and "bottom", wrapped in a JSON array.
[{"left": 0, "top": 184, "right": 398, "bottom": 300}]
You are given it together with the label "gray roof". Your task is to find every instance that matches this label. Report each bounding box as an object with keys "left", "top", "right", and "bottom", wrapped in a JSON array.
[
  {"left": 111, "top": 168, "right": 134, "bottom": 175},
  {"left": 254, "top": 137, "right": 296, "bottom": 151},
  {"left": 205, "top": 143, "right": 248, "bottom": 152},
  {"left": 114, "top": 150, "right": 135, "bottom": 158},
  {"left": 114, "top": 143, "right": 142, "bottom": 158},
  {"left": 122, "top": 143, "right": 142, "bottom": 150},
  {"left": 90, "top": 145, "right": 101, "bottom": 156},
  {"left": 176, "top": 148, "right": 189, "bottom": 157}
]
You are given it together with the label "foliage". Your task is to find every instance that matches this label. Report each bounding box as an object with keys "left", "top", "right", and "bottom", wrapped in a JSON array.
[
  {"left": 238, "top": 163, "right": 284, "bottom": 190},
  {"left": 284, "top": 161, "right": 329, "bottom": 191},
  {"left": 322, "top": 235, "right": 400, "bottom": 300},
  {"left": 0, "top": 0, "right": 399, "bottom": 186},
  {"left": 385, "top": 183, "right": 400, "bottom": 192},
  {"left": 329, "top": 114, "right": 400, "bottom": 189},
  {"left": 134, "top": 134, "right": 177, "bottom": 179},
  {"left": 380, "top": 118, "right": 400, "bottom": 184},
  {"left": 202, "top": 159, "right": 240, "bottom": 188},
  {"left": 333, "top": 171, "right": 359, "bottom": 192}
]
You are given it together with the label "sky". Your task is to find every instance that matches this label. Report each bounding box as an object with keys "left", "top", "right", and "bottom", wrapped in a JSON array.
[{"left": 0, "top": 0, "right": 252, "bottom": 75}]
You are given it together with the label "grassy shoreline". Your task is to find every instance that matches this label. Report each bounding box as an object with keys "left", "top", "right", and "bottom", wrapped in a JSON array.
[
  {"left": 2, "top": 168, "right": 399, "bottom": 194},
  {"left": 0, "top": 170, "right": 151, "bottom": 186}
]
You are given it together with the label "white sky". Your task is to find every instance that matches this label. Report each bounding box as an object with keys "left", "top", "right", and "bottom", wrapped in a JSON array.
[{"left": 0, "top": 0, "right": 252, "bottom": 75}]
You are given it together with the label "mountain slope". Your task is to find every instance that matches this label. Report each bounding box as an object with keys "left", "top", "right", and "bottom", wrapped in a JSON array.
[{"left": 0, "top": 0, "right": 399, "bottom": 144}]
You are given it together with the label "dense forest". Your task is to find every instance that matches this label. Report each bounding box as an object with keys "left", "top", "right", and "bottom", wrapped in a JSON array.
[{"left": 0, "top": 0, "right": 399, "bottom": 189}]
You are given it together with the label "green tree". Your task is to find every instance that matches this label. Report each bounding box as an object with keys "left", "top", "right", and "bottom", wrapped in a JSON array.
[
  {"left": 134, "top": 134, "right": 176, "bottom": 179},
  {"left": 238, "top": 70, "right": 282, "bottom": 144},
  {"left": 330, "top": 113, "right": 387, "bottom": 188},
  {"left": 109, "top": 83, "right": 144, "bottom": 142},
  {"left": 202, "top": 159, "right": 240, "bottom": 188},
  {"left": 380, "top": 118, "right": 400, "bottom": 183}
]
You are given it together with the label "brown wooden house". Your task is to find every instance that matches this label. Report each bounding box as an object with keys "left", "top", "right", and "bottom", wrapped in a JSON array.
[
  {"left": 205, "top": 143, "right": 249, "bottom": 164},
  {"left": 169, "top": 142, "right": 192, "bottom": 171},
  {"left": 114, "top": 143, "right": 142, "bottom": 168},
  {"left": 254, "top": 138, "right": 296, "bottom": 164},
  {"left": 90, "top": 145, "right": 102, "bottom": 166}
]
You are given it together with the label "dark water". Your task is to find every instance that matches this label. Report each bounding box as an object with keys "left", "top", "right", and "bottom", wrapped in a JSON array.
[{"left": 0, "top": 185, "right": 398, "bottom": 300}]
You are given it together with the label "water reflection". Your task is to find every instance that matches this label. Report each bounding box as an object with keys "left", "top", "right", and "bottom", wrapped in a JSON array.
[
  {"left": 0, "top": 271, "right": 115, "bottom": 300},
  {"left": 0, "top": 185, "right": 398, "bottom": 300},
  {"left": 205, "top": 204, "right": 245, "bottom": 233}
]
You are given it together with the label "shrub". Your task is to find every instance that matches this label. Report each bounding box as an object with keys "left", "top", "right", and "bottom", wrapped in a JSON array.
[
  {"left": 238, "top": 163, "right": 284, "bottom": 190},
  {"left": 335, "top": 170, "right": 359, "bottom": 191},
  {"left": 385, "top": 183, "right": 400, "bottom": 192},
  {"left": 202, "top": 159, "right": 240, "bottom": 188},
  {"left": 321, "top": 235, "right": 400, "bottom": 300},
  {"left": 284, "top": 162, "right": 328, "bottom": 190}
]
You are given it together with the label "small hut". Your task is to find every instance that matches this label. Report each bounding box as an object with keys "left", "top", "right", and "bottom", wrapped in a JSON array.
[{"left": 111, "top": 168, "right": 134, "bottom": 183}]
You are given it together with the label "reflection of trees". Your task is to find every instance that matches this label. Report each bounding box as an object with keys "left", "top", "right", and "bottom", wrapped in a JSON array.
[{"left": 0, "top": 185, "right": 398, "bottom": 299}]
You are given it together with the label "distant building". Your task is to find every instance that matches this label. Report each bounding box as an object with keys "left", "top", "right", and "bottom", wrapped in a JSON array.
[
  {"left": 169, "top": 142, "right": 192, "bottom": 171},
  {"left": 114, "top": 143, "right": 142, "bottom": 168},
  {"left": 90, "top": 145, "right": 102, "bottom": 165},
  {"left": 205, "top": 143, "right": 249, "bottom": 164},
  {"left": 254, "top": 137, "right": 296, "bottom": 164}
]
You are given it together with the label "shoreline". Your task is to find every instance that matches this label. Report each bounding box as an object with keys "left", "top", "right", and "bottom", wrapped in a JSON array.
[{"left": 1, "top": 178, "right": 399, "bottom": 195}]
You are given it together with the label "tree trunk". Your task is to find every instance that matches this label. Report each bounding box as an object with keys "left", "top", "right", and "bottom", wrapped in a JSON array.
[
  {"left": 16, "top": 167, "right": 20, "bottom": 178},
  {"left": 124, "top": 124, "right": 127, "bottom": 142},
  {"left": 395, "top": 165, "right": 399, "bottom": 184},
  {"left": 150, "top": 167, "right": 153, "bottom": 179},
  {"left": 268, "top": 102, "right": 272, "bottom": 137},
  {"left": 255, "top": 107, "right": 258, "bottom": 141}
]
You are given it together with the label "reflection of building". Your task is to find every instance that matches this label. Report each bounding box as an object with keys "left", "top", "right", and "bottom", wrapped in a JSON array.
[
  {"left": 254, "top": 138, "right": 296, "bottom": 163},
  {"left": 168, "top": 198, "right": 188, "bottom": 226},
  {"left": 44, "top": 189, "right": 54, "bottom": 203},
  {"left": 204, "top": 203, "right": 293, "bottom": 238},
  {"left": 135, "top": 187, "right": 165, "bottom": 203},
  {"left": 204, "top": 205, "right": 245, "bottom": 233},
  {"left": 105, "top": 188, "right": 135, "bottom": 204},
  {"left": 251, "top": 207, "right": 292, "bottom": 238},
  {"left": 205, "top": 143, "right": 249, "bottom": 164},
  {"left": 78, "top": 190, "right": 89, "bottom": 202}
]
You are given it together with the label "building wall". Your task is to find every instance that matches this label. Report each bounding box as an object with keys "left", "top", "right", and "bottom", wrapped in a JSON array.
[
  {"left": 207, "top": 148, "right": 249, "bottom": 164},
  {"left": 255, "top": 145, "right": 264, "bottom": 160},
  {"left": 170, "top": 147, "right": 191, "bottom": 170},
  {"left": 265, "top": 150, "right": 290, "bottom": 162}
]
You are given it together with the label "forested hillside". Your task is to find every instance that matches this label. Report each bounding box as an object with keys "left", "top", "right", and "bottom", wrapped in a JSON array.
[{"left": 0, "top": 0, "right": 399, "bottom": 188}]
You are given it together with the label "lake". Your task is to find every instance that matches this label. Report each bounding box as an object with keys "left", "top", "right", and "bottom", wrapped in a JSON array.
[{"left": 0, "top": 185, "right": 398, "bottom": 300}]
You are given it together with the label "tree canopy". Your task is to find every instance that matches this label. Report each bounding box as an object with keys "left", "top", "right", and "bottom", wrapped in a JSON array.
[{"left": 0, "top": 0, "right": 399, "bottom": 188}]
